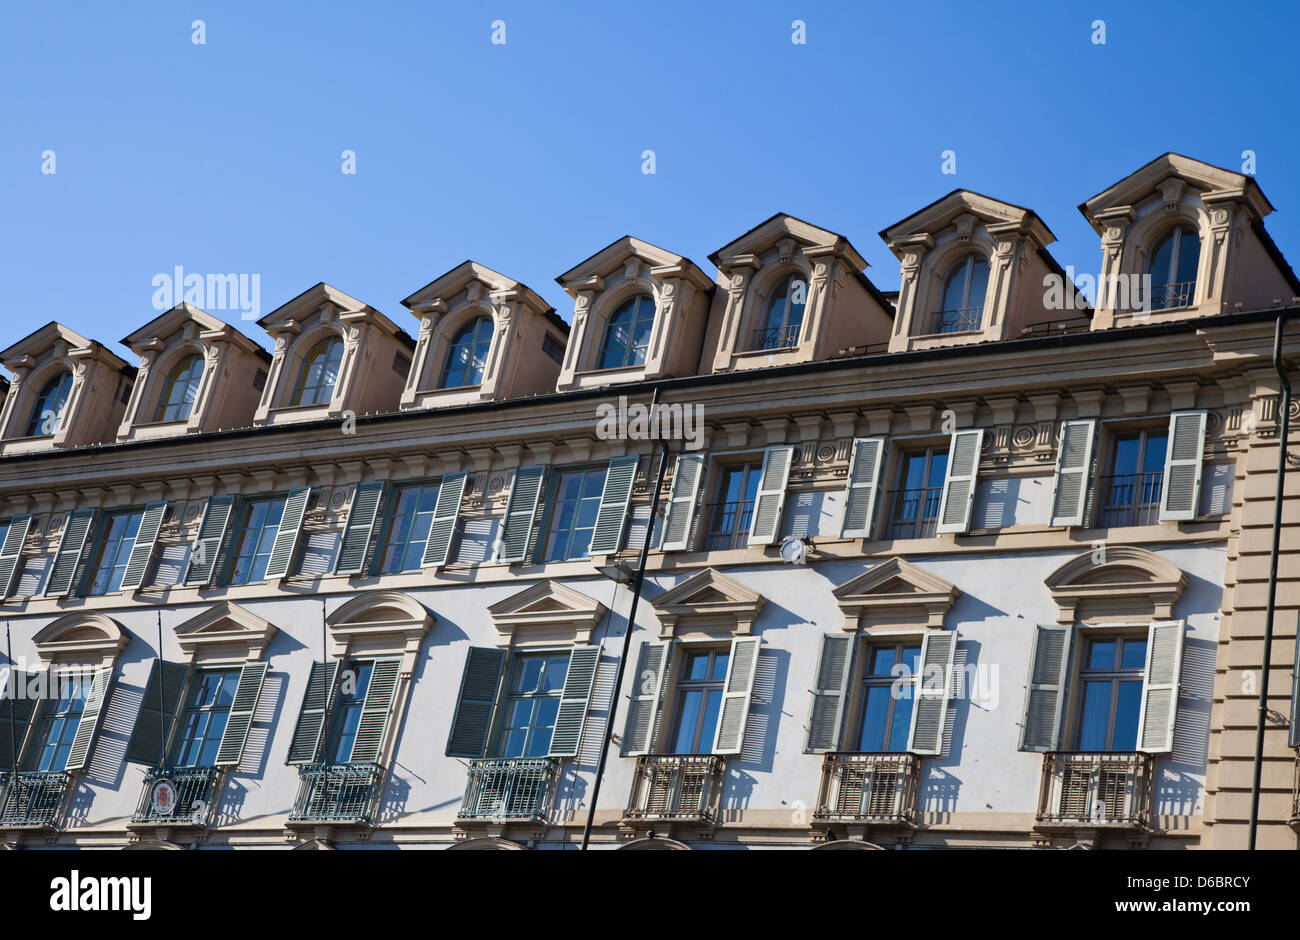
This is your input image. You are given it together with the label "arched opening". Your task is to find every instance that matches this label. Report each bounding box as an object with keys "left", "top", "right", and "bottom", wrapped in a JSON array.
[
  {"left": 292, "top": 336, "right": 344, "bottom": 406},
  {"left": 597, "top": 293, "right": 655, "bottom": 369},
  {"left": 25, "top": 371, "right": 73, "bottom": 437},
  {"left": 154, "top": 354, "right": 204, "bottom": 422},
  {"left": 439, "top": 316, "right": 494, "bottom": 388}
]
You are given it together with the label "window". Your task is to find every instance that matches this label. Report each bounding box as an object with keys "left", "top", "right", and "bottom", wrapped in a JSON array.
[
  {"left": 27, "top": 674, "right": 88, "bottom": 772},
  {"left": 1072, "top": 634, "right": 1147, "bottom": 751},
  {"left": 496, "top": 653, "right": 569, "bottom": 758},
  {"left": 324, "top": 660, "right": 374, "bottom": 763},
  {"left": 85, "top": 510, "right": 145, "bottom": 596},
  {"left": 669, "top": 649, "right": 729, "bottom": 754},
  {"left": 1147, "top": 225, "right": 1199, "bottom": 310},
  {"left": 376, "top": 482, "right": 441, "bottom": 574},
  {"left": 440, "top": 317, "right": 494, "bottom": 389},
  {"left": 225, "top": 497, "right": 287, "bottom": 586},
  {"left": 932, "top": 255, "right": 988, "bottom": 334},
  {"left": 291, "top": 336, "right": 344, "bottom": 406},
  {"left": 154, "top": 354, "right": 204, "bottom": 422},
  {"left": 24, "top": 372, "right": 73, "bottom": 437},
  {"left": 856, "top": 641, "right": 921, "bottom": 752},
  {"left": 172, "top": 669, "right": 240, "bottom": 768},
  {"left": 753, "top": 274, "right": 807, "bottom": 351},
  {"left": 539, "top": 466, "right": 607, "bottom": 562},
  {"left": 597, "top": 294, "right": 655, "bottom": 369},
  {"left": 704, "top": 461, "right": 762, "bottom": 550},
  {"left": 1099, "top": 428, "right": 1167, "bottom": 527},
  {"left": 885, "top": 448, "right": 948, "bottom": 540}
]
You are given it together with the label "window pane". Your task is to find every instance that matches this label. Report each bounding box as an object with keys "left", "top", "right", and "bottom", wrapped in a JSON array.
[
  {"left": 1121, "top": 637, "right": 1148, "bottom": 671},
  {"left": 685, "top": 654, "right": 710, "bottom": 681},
  {"left": 1113, "top": 680, "right": 1143, "bottom": 751},
  {"left": 1149, "top": 233, "right": 1175, "bottom": 288},
  {"left": 541, "top": 656, "right": 568, "bottom": 692},
  {"left": 926, "top": 452, "right": 949, "bottom": 490},
  {"left": 1141, "top": 433, "right": 1168, "bottom": 474},
  {"left": 709, "top": 653, "right": 730, "bottom": 681},
  {"left": 858, "top": 685, "right": 891, "bottom": 751},
  {"left": 696, "top": 689, "right": 723, "bottom": 754},
  {"left": 1077, "top": 680, "right": 1113, "bottom": 750},
  {"left": 1087, "top": 638, "right": 1117, "bottom": 670},
  {"left": 869, "top": 646, "right": 897, "bottom": 676},
  {"left": 1176, "top": 229, "right": 1200, "bottom": 285},
  {"left": 1110, "top": 435, "right": 1139, "bottom": 476},
  {"left": 673, "top": 690, "right": 704, "bottom": 753},
  {"left": 887, "top": 689, "right": 914, "bottom": 753}
]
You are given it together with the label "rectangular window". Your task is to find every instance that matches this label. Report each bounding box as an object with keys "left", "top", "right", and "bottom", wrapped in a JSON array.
[
  {"left": 539, "top": 467, "right": 607, "bottom": 562},
  {"left": 496, "top": 653, "right": 569, "bottom": 757},
  {"left": 704, "top": 461, "right": 762, "bottom": 551},
  {"left": 376, "top": 482, "right": 441, "bottom": 574},
  {"left": 669, "top": 649, "right": 730, "bottom": 754},
  {"left": 1073, "top": 634, "right": 1147, "bottom": 751},
  {"left": 321, "top": 659, "right": 374, "bottom": 763},
  {"left": 27, "top": 674, "right": 89, "bottom": 772},
  {"left": 85, "top": 510, "right": 145, "bottom": 596},
  {"left": 225, "top": 497, "right": 287, "bottom": 586},
  {"left": 1099, "top": 429, "right": 1167, "bottom": 527},
  {"left": 885, "top": 448, "right": 947, "bottom": 540},
  {"left": 856, "top": 641, "right": 921, "bottom": 752},
  {"left": 172, "top": 669, "right": 240, "bottom": 768}
]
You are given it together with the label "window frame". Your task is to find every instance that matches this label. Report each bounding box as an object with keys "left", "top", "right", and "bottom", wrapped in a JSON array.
[
  {"left": 222, "top": 495, "right": 289, "bottom": 587},
  {"left": 701, "top": 457, "right": 764, "bottom": 552},
  {"left": 1096, "top": 421, "right": 1170, "bottom": 529},
  {"left": 595, "top": 293, "right": 656, "bottom": 370},
  {"left": 535, "top": 463, "right": 608, "bottom": 563},
  {"left": 25, "top": 672, "right": 90, "bottom": 772},
  {"left": 883, "top": 443, "right": 949, "bottom": 541},
  {"left": 24, "top": 371, "right": 74, "bottom": 438},
  {"left": 1062, "top": 626, "right": 1150, "bottom": 753},
  {"left": 750, "top": 273, "right": 809, "bottom": 351},
  {"left": 1145, "top": 224, "right": 1200, "bottom": 310},
  {"left": 82, "top": 508, "right": 146, "bottom": 597},
  {"left": 663, "top": 644, "right": 731, "bottom": 756},
  {"left": 438, "top": 316, "right": 495, "bottom": 390},
  {"left": 931, "top": 253, "right": 989, "bottom": 334},
  {"left": 373, "top": 480, "right": 443, "bottom": 575},
  {"left": 850, "top": 638, "right": 923, "bottom": 754},
  {"left": 169, "top": 667, "right": 242, "bottom": 769},
  {"left": 490, "top": 650, "right": 572, "bottom": 759},
  {"left": 291, "top": 335, "right": 344, "bottom": 407},
  {"left": 153, "top": 353, "right": 205, "bottom": 423}
]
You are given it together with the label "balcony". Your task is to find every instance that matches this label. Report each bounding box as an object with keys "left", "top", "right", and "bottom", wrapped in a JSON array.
[
  {"left": 884, "top": 487, "right": 942, "bottom": 540},
  {"left": 703, "top": 500, "right": 755, "bottom": 551},
  {"left": 928, "top": 306, "right": 983, "bottom": 335},
  {"left": 289, "top": 762, "right": 384, "bottom": 824},
  {"left": 813, "top": 753, "right": 919, "bottom": 825},
  {"left": 1097, "top": 472, "right": 1163, "bottom": 528},
  {"left": 624, "top": 754, "right": 723, "bottom": 825},
  {"left": 750, "top": 323, "right": 801, "bottom": 352},
  {"left": 1036, "top": 752, "right": 1153, "bottom": 829},
  {"left": 131, "top": 766, "right": 222, "bottom": 826},
  {"left": 0, "top": 771, "right": 71, "bottom": 829},
  {"left": 1020, "top": 316, "right": 1092, "bottom": 339},
  {"left": 458, "top": 757, "right": 557, "bottom": 821}
]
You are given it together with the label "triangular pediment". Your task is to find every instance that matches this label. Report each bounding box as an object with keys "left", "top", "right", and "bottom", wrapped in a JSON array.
[
  {"left": 880, "top": 189, "right": 1055, "bottom": 252},
  {"left": 556, "top": 236, "right": 711, "bottom": 293},
  {"left": 708, "top": 213, "right": 867, "bottom": 271},
  {"left": 833, "top": 557, "right": 956, "bottom": 602},
  {"left": 0, "top": 320, "right": 129, "bottom": 372},
  {"left": 174, "top": 600, "right": 278, "bottom": 664},
  {"left": 488, "top": 580, "right": 607, "bottom": 644},
  {"left": 121, "top": 304, "right": 264, "bottom": 357},
  {"left": 258, "top": 282, "right": 400, "bottom": 337},
  {"left": 400, "top": 260, "right": 551, "bottom": 318},
  {"left": 1079, "top": 153, "right": 1274, "bottom": 228},
  {"left": 652, "top": 568, "right": 765, "bottom": 612}
]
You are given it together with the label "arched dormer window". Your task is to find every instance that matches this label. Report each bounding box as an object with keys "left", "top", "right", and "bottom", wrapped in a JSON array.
[
  {"left": 154, "top": 354, "right": 204, "bottom": 422},
  {"left": 291, "top": 336, "right": 343, "bottom": 406},
  {"left": 597, "top": 294, "right": 655, "bottom": 369},
  {"left": 440, "top": 316, "right": 494, "bottom": 388},
  {"left": 753, "top": 274, "right": 807, "bottom": 351},
  {"left": 25, "top": 371, "right": 73, "bottom": 437},
  {"left": 932, "top": 254, "right": 988, "bottom": 334},
  {"left": 1147, "top": 225, "right": 1199, "bottom": 310}
]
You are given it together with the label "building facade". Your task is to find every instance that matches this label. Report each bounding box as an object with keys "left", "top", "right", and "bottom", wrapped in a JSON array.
[{"left": 0, "top": 153, "right": 1296, "bottom": 851}]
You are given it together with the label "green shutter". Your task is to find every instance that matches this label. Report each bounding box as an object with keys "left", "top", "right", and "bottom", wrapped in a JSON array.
[
  {"left": 908, "top": 631, "right": 957, "bottom": 756},
  {"left": 748, "top": 446, "right": 794, "bottom": 546},
  {"left": 548, "top": 646, "right": 601, "bottom": 758},
  {"left": 1049, "top": 421, "right": 1096, "bottom": 527},
  {"left": 1158, "top": 411, "right": 1207, "bottom": 522},
  {"left": 713, "top": 636, "right": 761, "bottom": 755},
  {"left": 422, "top": 472, "right": 468, "bottom": 568},
  {"left": 446, "top": 647, "right": 506, "bottom": 758},
  {"left": 45, "top": 509, "right": 97, "bottom": 597},
  {"left": 184, "top": 496, "right": 235, "bottom": 586},
  {"left": 588, "top": 457, "right": 639, "bottom": 556},
  {"left": 622, "top": 641, "right": 671, "bottom": 756},
  {"left": 497, "top": 467, "right": 545, "bottom": 563},
  {"left": 0, "top": 672, "right": 40, "bottom": 770},
  {"left": 0, "top": 516, "right": 33, "bottom": 599},
  {"left": 1137, "top": 620, "right": 1186, "bottom": 753},
  {"left": 124, "top": 661, "right": 190, "bottom": 765},
  {"left": 1018, "top": 624, "right": 1072, "bottom": 752},
  {"left": 286, "top": 660, "right": 340, "bottom": 765},
  {"left": 349, "top": 659, "right": 401, "bottom": 763},
  {"left": 64, "top": 665, "right": 114, "bottom": 772},
  {"left": 335, "top": 482, "right": 386, "bottom": 575},
  {"left": 937, "top": 429, "right": 984, "bottom": 534},
  {"left": 841, "top": 438, "right": 886, "bottom": 538},
  {"left": 119, "top": 501, "right": 169, "bottom": 591},
  {"left": 214, "top": 662, "right": 269, "bottom": 767},
  {"left": 264, "top": 486, "right": 311, "bottom": 579},
  {"left": 805, "top": 633, "right": 854, "bottom": 753},
  {"left": 660, "top": 454, "right": 704, "bottom": 551}
]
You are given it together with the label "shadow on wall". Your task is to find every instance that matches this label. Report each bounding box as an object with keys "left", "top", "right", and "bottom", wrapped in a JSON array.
[{"left": 719, "top": 645, "right": 790, "bottom": 820}]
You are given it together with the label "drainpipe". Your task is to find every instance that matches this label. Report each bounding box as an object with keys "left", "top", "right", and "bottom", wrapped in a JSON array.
[{"left": 1248, "top": 314, "right": 1291, "bottom": 849}]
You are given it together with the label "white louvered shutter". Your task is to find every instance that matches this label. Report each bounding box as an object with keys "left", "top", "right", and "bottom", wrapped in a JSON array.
[
  {"left": 0, "top": 515, "right": 33, "bottom": 599},
  {"left": 588, "top": 456, "right": 639, "bottom": 556},
  {"left": 1158, "top": 411, "right": 1207, "bottom": 522},
  {"left": 349, "top": 659, "right": 401, "bottom": 763},
  {"left": 335, "top": 482, "right": 386, "bottom": 575},
  {"left": 661, "top": 454, "right": 704, "bottom": 552},
  {"left": 936, "top": 430, "right": 984, "bottom": 535},
  {"left": 184, "top": 496, "right": 236, "bottom": 586},
  {"left": 214, "top": 662, "right": 269, "bottom": 766},
  {"left": 841, "top": 438, "right": 886, "bottom": 538},
  {"left": 1019, "top": 624, "right": 1073, "bottom": 752},
  {"left": 622, "top": 641, "right": 671, "bottom": 756},
  {"left": 118, "top": 501, "right": 169, "bottom": 592},
  {"left": 286, "top": 660, "right": 340, "bottom": 765},
  {"left": 422, "top": 472, "right": 468, "bottom": 568},
  {"left": 713, "top": 636, "right": 761, "bottom": 754},
  {"left": 1137, "top": 620, "right": 1185, "bottom": 753},
  {"left": 264, "top": 486, "right": 311, "bottom": 579},
  {"left": 1049, "top": 420, "right": 1096, "bottom": 527},
  {"left": 124, "top": 661, "right": 191, "bottom": 765},
  {"left": 63, "top": 665, "right": 114, "bottom": 771},
  {"left": 548, "top": 645, "right": 601, "bottom": 758},
  {"left": 805, "top": 633, "right": 854, "bottom": 753},
  {"left": 748, "top": 446, "right": 794, "bottom": 546},
  {"left": 497, "top": 466, "right": 545, "bottom": 563},
  {"left": 45, "top": 509, "right": 97, "bottom": 597},
  {"left": 908, "top": 631, "right": 957, "bottom": 755},
  {"left": 446, "top": 647, "right": 507, "bottom": 758}
]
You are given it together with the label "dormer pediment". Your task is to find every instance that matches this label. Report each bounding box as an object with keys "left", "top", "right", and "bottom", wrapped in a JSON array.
[
  {"left": 557, "top": 236, "right": 712, "bottom": 294},
  {"left": 402, "top": 260, "right": 552, "bottom": 317},
  {"left": 709, "top": 213, "right": 867, "bottom": 272},
  {"left": 880, "top": 190, "right": 1056, "bottom": 256},
  {"left": 650, "top": 568, "right": 767, "bottom": 637},
  {"left": 122, "top": 303, "right": 266, "bottom": 357},
  {"left": 833, "top": 557, "right": 958, "bottom": 631},
  {"left": 258, "top": 282, "right": 403, "bottom": 336},
  {"left": 174, "top": 600, "right": 279, "bottom": 665},
  {"left": 1078, "top": 153, "right": 1274, "bottom": 231},
  {"left": 488, "top": 580, "right": 607, "bottom": 646}
]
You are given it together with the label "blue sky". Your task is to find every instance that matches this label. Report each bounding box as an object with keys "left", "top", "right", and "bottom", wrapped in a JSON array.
[{"left": 1, "top": 0, "right": 1297, "bottom": 354}]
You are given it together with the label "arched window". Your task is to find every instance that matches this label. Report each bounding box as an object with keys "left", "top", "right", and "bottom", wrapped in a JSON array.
[
  {"left": 1147, "top": 225, "right": 1200, "bottom": 310},
  {"left": 439, "top": 316, "right": 494, "bottom": 388},
  {"left": 754, "top": 274, "right": 807, "bottom": 351},
  {"left": 25, "top": 372, "right": 73, "bottom": 437},
  {"left": 154, "top": 354, "right": 204, "bottom": 422},
  {"left": 597, "top": 294, "right": 656, "bottom": 369},
  {"left": 932, "top": 255, "right": 988, "bottom": 333},
  {"left": 291, "top": 336, "right": 344, "bottom": 406}
]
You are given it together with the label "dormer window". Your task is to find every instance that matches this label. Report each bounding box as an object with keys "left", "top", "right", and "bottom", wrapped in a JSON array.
[
  {"left": 1147, "top": 225, "right": 1199, "bottom": 310},
  {"left": 291, "top": 336, "right": 343, "bottom": 406},
  {"left": 753, "top": 274, "right": 807, "bottom": 351},
  {"left": 933, "top": 254, "right": 988, "bottom": 334},
  {"left": 154, "top": 354, "right": 204, "bottom": 422},
  {"left": 439, "top": 316, "right": 493, "bottom": 389},
  {"left": 25, "top": 371, "right": 72, "bottom": 437},
  {"left": 598, "top": 294, "right": 655, "bottom": 369}
]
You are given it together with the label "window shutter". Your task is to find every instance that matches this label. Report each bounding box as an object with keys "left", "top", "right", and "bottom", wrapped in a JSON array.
[
  {"left": 497, "top": 466, "right": 545, "bottom": 563},
  {"left": 713, "top": 636, "right": 761, "bottom": 755},
  {"left": 841, "top": 438, "right": 886, "bottom": 538},
  {"left": 264, "top": 486, "right": 311, "bottom": 579},
  {"left": 1018, "top": 624, "right": 1073, "bottom": 752},
  {"left": 0, "top": 672, "right": 40, "bottom": 770},
  {"left": 422, "top": 472, "right": 468, "bottom": 569},
  {"left": 805, "top": 633, "right": 854, "bottom": 753},
  {"left": 184, "top": 496, "right": 235, "bottom": 586},
  {"left": 446, "top": 647, "right": 506, "bottom": 758},
  {"left": 548, "top": 645, "right": 601, "bottom": 758},
  {"left": 0, "top": 515, "right": 33, "bottom": 599},
  {"left": 661, "top": 454, "right": 704, "bottom": 552},
  {"left": 748, "top": 446, "right": 794, "bottom": 546},
  {"left": 1137, "top": 620, "right": 1185, "bottom": 754},
  {"left": 936, "top": 429, "right": 984, "bottom": 535},
  {"left": 45, "top": 509, "right": 97, "bottom": 597},
  {"left": 1049, "top": 420, "right": 1096, "bottom": 527},
  {"left": 214, "top": 662, "right": 269, "bottom": 767},
  {"left": 335, "top": 482, "right": 386, "bottom": 575},
  {"left": 118, "top": 501, "right": 169, "bottom": 592},
  {"left": 124, "top": 661, "right": 190, "bottom": 765},
  {"left": 349, "top": 658, "right": 401, "bottom": 763},
  {"left": 63, "top": 665, "right": 114, "bottom": 771},
  {"left": 1158, "top": 411, "right": 1207, "bottom": 522},
  {"left": 588, "top": 456, "right": 639, "bottom": 556},
  {"left": 908, "top": 631, "right": 957, "bottom": 756},
  {"left": 622, "top": 641, "right": 671, "bottom": 756},
  {"left": 286, "top": 660, "right": 340, "bottom": 765}
]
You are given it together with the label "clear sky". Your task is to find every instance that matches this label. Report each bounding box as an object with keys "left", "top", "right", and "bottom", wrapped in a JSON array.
[{"left": 2, "top": 0, "right": 1297, "bottom": 355}]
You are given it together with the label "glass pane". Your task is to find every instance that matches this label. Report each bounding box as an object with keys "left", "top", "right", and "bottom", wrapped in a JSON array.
[
  {"left": 1149, "top": 233, "right": 1174, "bottom": 288},
  {"left": 868, "top": 646, "right": 897, "bottom": 676},
  {"left": 941, "top": 259, "right": 969, "bottom": 312},
  {"left": 673, "top": 690, "right": 704, "bottom": 753},
  {"left": 926, "top": 452, "right": 949, "bottom": 490},
  {"left": 1141, "top": 433, "right": 1168, "bottom": 474},
  {"left": 685, "top": 654, "right": 710, "bottom": 681},
  {"left": 1087, "top": 639, "right": 1117, "bottom": 671},
  {"left": 899, "top": 453, "right": 927, "bottom": 491},
  {"left": 1077, "top": 680, "right": 1113, "bottom": 750},
  {"left": 541, "top": 655, "right": 568, "bottom": 692},
  {"left": 1121, "top": 637, "right": 1148, "bottom": 671},
  {"left": 709, "top": 653, "right": 730, "bottom": 681},
  {"left": 1110, "top": 435, "right": 1139, "bottom": 476},
  {"left": 1176, "top": 229, "right": 1200, "bottom": 285},
  {"left": 515, "top": 657, "right": 543, "bottom": 693},
  {"left": 901, "top": 645, "right": 922, "bottom": 678},
  {"left": 887, "top": 690, "right": 914, "bottom": 753},
  {"left": 697, "top": 689, "right": 723, "bottom": 753},
  {"left": 858, "top": 685, "right": 891, "bottom": 751},
  {"left": 966, "top": 258, "right": 989, "bottom": 308},
  {"left": 1113, "top": 680, "right": 1143, "bottom": 751}
]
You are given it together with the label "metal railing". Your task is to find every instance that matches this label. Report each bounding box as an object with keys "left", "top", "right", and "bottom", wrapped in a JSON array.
[
  {"left": 1291, "top": 755, "right": 1300, "bottom": 832},
  {"left": 1036, "top": 752, "right": 1153, "bottom": 827},
  {"left": 884, "top": 486, "right": 943, "bottom": 540},
  {"left": 703, "top": 500, "right": 755, "bottom": 551},
  {"left": 1021, "top": 316, "right": 1092, "bottom": 338},
  {"left": 0, "top": 770, "right": 71, "bottom": 828},
  {"left": 750, "top": 322, "right": 801, "bottom": 351},
  {"left": 1146, "top": 280, "right": 1196, "bottom": 311},
  {"left": 290, "top": 762, "right": 384, "bottom": 823},
  {"left": 928, "top": 306, "right": 983, "bottom": 335},
  {"left": 625, "top": 755, "right": 723, "bottom": 823},
  {"left": 814, "top": 753, "right": 919, "bottom": 824},
  {"left": 458, "top": 758, "right": 557, "bottom": 821},
  {"left": 1098, "top": 472, "right": 1163, "bottom": 528},
  {"left": 132, "top": 766, "right": 222, "bottom": 825}
]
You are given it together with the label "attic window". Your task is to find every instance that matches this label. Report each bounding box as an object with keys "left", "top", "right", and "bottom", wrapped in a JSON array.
[
  {"left": 751, "top": 275, "right": 807, "bottom": 351},
  {"left": 1147, "top": 225, "right": 1199, "bottom": 310},
  {"left": 931, "top": 255, "right": 988, "bottom": 334}
]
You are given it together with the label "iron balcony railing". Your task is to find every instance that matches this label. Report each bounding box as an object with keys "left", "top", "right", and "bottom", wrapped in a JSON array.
[
  {"left": 1021, "top": 316, "right": 1092, "bottom": 338},
  {"left": 1146, "top": 280, "right": 1196, "bottom": 311},
  {"left": 751, "top": 322, "right": 801, "bottom": 351},
  {"left": 1037, "top": 752, "right": 1154, "bottom": 828},
  {"left": 1098, "top": 472, "right": 1163, "bottom": 528},
  {"left": 0, "top": 770, "right": 71, "bottom": 829},
  {"left": 814, "top": 752, "right": 920, "bottom": 824},
  {"left": 132, "top": 765, "right": 222, "bottom": 825},
  {"left": 458, "top": 758, "right": 557, "bottom": 821},
  {"left": 1291, "top": 756, "right": 1300, "bottom": 833},
  {"left": 703, "top": 500, "right": 755, "bottom": 551},
  {"left": 928, "top": 306, "right": 983, "bottom": 335},
  {"left": 625, "top": 754, "right": 723, "bottom": 823},
  {"left": 290, "top": 762, "right": 384, "bottom": 824},
  {"left": 884, "top": 486, "right": 943, "bottom": 540}
]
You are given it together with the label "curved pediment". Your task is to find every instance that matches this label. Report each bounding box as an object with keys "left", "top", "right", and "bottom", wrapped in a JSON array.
[
  {"left": 325, "top": 591, "right": 433, "bottom": 671},
  {"left": 33, "top": 612, "right": 127, "bottom": 666},
  {"left": 833, "top": 557, "right": 958, "bottom": 631},
  {"left": 174, "top": 600, "right": 278, "bottom": 664},
  {"left": 1045, "top": 546, "right": 1187, "bottom": 624},
  {"left": 650, "top": 568, "right": 766, "bottom": 638},
  {"left": 488, "top": 580, "right": 607, "bottom": 646}
]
